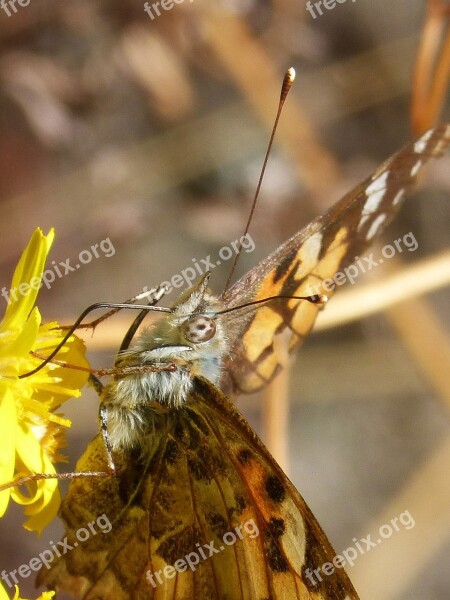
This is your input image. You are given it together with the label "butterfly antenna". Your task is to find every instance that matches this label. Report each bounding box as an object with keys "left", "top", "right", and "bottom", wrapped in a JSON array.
[
  {"left": 223, "top": 67, "right": 296, "bottom": 293},
  {"left": 211, "top": 293, "right": 327, "bottom": 317}
]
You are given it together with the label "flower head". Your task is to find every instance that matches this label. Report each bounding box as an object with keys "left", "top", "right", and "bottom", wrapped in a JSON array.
[{"left": 0, "top": 228, "right": 89, "bottom": 533}]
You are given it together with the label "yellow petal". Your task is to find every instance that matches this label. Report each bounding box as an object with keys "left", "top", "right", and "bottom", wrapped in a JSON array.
[
  {"left": 1, "top": 229, "right": 54, "bottom": 332},
  {"left": 13, "top": 425, "right": 54, "bottom": 487},
  {"left": 0, "top": 309, "right": 41, "bottom": 367},
  {"left": 6, "top": 585, "right": 55, "bottom": 600},
  {"left": 13, "top": 308, "right": 41, "bottom": 359},
  {"left": 0, "top": 583, "right": 11, "bottom": 600},
  {"left": 0, "top": 388, "right": 17, "bottom": 516},
  {"left": 32, "top": 333, "right": 89, "bottom": 408},
  {"left": 11, "top": 428, "right": 59, "bottom": 533},
  {"left": 22, "top": 472, "right": 61, "bottom": 534}
]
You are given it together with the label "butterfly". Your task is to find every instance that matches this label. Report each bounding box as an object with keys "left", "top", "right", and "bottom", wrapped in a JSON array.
[{"left": 36, "top": 123, "right": 449, "bottom": 599}]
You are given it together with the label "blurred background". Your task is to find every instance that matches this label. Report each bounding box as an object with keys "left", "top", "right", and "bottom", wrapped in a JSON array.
[{"left": 0, "top": 1, "right": 449, "bottom": 598}]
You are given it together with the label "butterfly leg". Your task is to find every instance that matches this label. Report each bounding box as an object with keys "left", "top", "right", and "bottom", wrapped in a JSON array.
[
  {"left": 60, "top": 284, "right": 167, "bottom": 334},
  {"left": 117, "top": 291, "right": 166, "bottom": 354},
  {"left": 29, "top": 352, "right": 177, "bottom": 378},
  {"left": 89, "top": 373, "right": 104, "bottom": 395},
  {"left": 0, "top": 467, "right": 113, "bottom": 494},
  {"left": 0, "top": 361, "right": 178, "bottom": 494},
  {"left": 98, "top": 403, "right": 116, "bottom": 475},
  {"left": 0, "top": 398, "right": 119, "bottom": 495}
]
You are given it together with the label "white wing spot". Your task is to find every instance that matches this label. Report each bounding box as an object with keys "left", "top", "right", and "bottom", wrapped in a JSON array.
[
  {"left": 411, "top": 160, "right": 422, "bottom": 177},
  {"left": 366, "top": 171, "right": 389, "bottom": 196},
  {"left": 363, "top": 189, "right": 385, "bottom": 215},
  {"left": 366, "top": 213, "right": 387, "bottom": 241},
  {"left": 363, "top": 171, "right": 389, "bottom": 215},
  {"left": 294, "top": 232, "right": 323, "bottom": 279},
  {"left": 366, "top": 171, "right": 389, "bottom": 194},
  {"left": 414, "top": 129, "right": 433, "bottom": 153},
  {"left": 392, "top": 189, "right": 405, "bottom": 206},
  {"left": 357, "top": 214, "right": 371, "bottom": 231}
]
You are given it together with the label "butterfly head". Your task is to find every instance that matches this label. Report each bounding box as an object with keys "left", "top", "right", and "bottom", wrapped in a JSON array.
[
  {"left": 137, "top": 272, "right": 226, "bottom": 359},
  {"left": 107, "top": 273, "right": 228, "bottom": 445}
]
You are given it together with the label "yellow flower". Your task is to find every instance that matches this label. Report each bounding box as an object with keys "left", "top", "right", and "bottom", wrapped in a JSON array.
[
  {"left": 0, "top": 583, "right": 55, "bottom": 600},
  {"left": 0, "top": 228, "right": 89, "bottom": 533}
]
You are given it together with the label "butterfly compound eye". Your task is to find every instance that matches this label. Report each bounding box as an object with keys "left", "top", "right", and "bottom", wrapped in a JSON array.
[{"left": 184, "top": 316, "right": 216, "bottom": 343}]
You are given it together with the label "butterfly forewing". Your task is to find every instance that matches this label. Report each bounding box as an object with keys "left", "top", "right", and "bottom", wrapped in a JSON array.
[
  {"left": 39, "top": 377, "right": 358, "bottom": 599},
  {"left": 220, "top": 125, "right": 450, "bottom": 395}
]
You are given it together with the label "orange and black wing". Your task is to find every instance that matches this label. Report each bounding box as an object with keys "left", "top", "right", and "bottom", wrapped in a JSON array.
[
  {"left": 219, "top": 124, "right": 449, "bottom": 395},
  {"left": 38, "top": 377, "right": 359, "bottom": 599}
]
